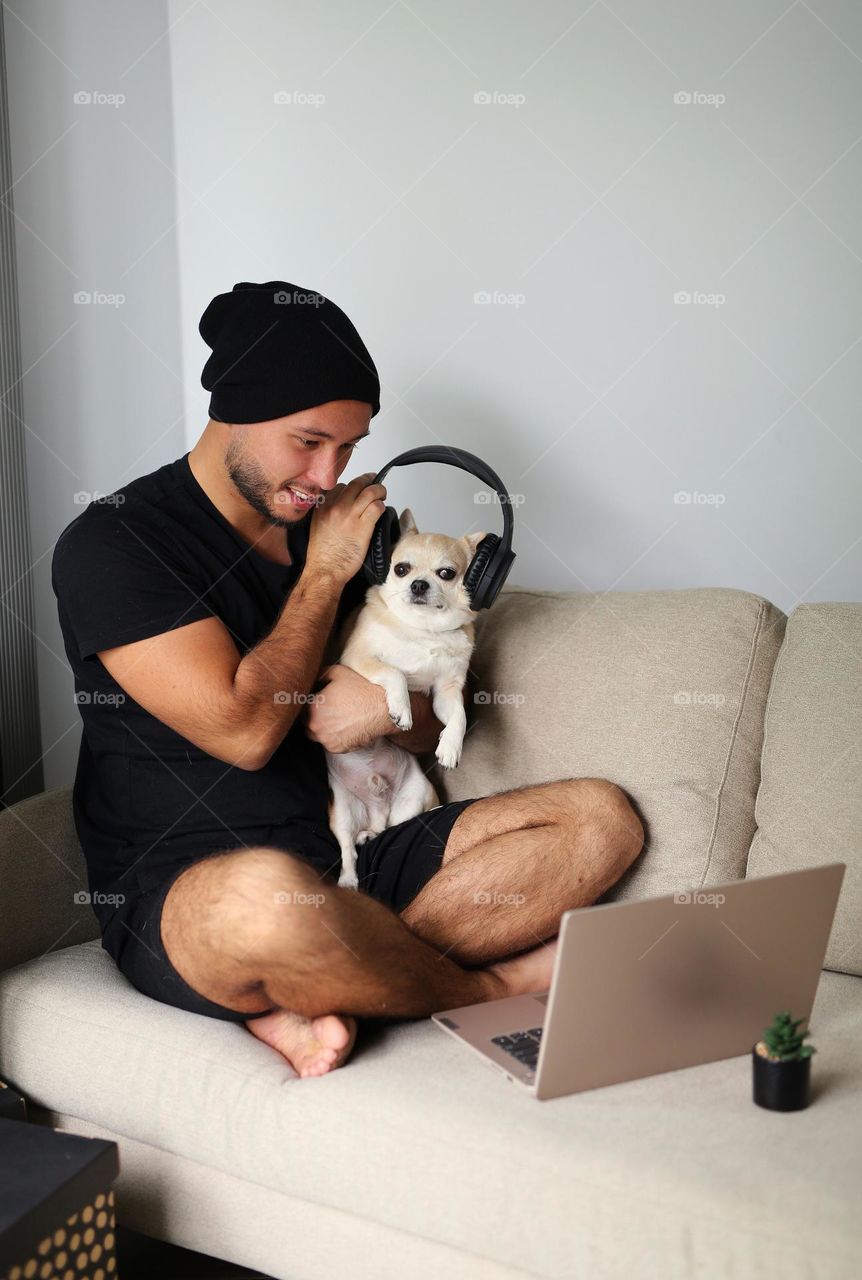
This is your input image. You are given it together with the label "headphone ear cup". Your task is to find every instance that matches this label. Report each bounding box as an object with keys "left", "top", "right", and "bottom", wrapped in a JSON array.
[
  {"left": 462, "top": 534, "right": 499, "bottom": 609},
  {"left": 364, "top": 505, "right": 401, "bottom": 584}
]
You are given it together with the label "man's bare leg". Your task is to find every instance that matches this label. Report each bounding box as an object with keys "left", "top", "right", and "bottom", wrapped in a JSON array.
[
  {"left": 400, "top": 777, "right": 645, "bottom": 965},
  {"left": 159, "top": 846, "right": 556, "bottom": 1077}
]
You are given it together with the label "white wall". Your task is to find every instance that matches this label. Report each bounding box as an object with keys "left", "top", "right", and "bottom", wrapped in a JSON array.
[
  {"left": 8, "top": 0, "right": 862, "bottom": 790},
  {"left": 6, "top": 0, "right": 185, "bottom": 788}
]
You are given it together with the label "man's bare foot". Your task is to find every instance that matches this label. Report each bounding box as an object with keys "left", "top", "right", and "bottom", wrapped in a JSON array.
[
  {"left": 488, "top": 936, "right": 558, "bottom": 999},
  {"left": 244, "top": 1008, "right": 357, "bottom": 1078}
]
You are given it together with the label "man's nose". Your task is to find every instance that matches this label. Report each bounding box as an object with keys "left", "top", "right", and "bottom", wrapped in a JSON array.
[
  {"left": 411, "top": 579, "right": 429, "bottom": 595},
  {"left": 306, "top": 452, "right": 342, "bottom": 491}
]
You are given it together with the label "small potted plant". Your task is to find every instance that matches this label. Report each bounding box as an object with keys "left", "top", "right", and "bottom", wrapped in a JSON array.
[{"left": 752, "top": 1011, "right": 816, "bottom": 1112}]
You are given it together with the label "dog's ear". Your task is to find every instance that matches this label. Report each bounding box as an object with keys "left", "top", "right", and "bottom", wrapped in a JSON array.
[
  {"left": 399, "top": 507, "right": 418, "bottom": 535},
  {"left": 462, "top": 531, "right": 487, "bottom": 559}
]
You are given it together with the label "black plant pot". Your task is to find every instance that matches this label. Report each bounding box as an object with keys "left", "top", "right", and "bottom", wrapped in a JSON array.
[{"left": 752, "top": 1046, "right": 812, "bottom": 1111}]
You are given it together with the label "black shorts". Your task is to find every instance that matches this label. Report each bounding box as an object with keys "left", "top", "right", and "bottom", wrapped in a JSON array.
[{"left": 99, "top": 797, "right": 479, "bottom": 1024}]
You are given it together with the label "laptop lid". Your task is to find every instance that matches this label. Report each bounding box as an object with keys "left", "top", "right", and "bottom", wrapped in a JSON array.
[{"left": 535, "top": 863, "right": 845, "bottom": 1101}]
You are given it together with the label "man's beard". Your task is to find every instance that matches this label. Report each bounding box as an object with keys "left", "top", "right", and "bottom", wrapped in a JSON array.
[{"left": 224, "top": 435, "right": 302, "bottom": 531}]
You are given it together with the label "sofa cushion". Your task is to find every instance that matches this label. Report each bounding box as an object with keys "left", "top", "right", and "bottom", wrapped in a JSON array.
[
  {"left": 435, "top": 587, "right": 785, "bottom": 903},
  {"left": 0, "top": 787, "right": 99, "bottom": 972},
  {"left": 0, "top": 942, "right": 859, "bottom": 1279},
  {"left": 747, "top": 603, "right": 862, "bottom": 976}
]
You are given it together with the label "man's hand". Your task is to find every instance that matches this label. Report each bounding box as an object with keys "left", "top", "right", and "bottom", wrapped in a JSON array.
[{"left": 302, "top": 664, "right": 444, "bottom": 755}]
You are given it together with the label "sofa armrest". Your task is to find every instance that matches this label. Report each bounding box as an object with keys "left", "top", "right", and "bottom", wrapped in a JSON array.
[{"left": 0, "top": 788, "right": 100, "bottom": 973}]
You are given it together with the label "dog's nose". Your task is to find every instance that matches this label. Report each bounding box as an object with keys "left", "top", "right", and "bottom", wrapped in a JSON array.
[{"left": 410, "top": 578, "right": 429, "bottom": 596}]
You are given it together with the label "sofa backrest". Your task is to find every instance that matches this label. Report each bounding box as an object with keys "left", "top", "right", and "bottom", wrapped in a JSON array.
[
  {"left": 436, "top": 586, "right": 786, "bottom": 904},
  {"left": 747, "top": 602, "right": 862, "bottom": 976},
  {"left": 0, "top": 787, "right": 99, "bottom": 972}
]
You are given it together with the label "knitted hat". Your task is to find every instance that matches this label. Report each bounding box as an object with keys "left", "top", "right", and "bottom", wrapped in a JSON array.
[{"left": 200, "top": 280, "right": 381, "bottom": 423}]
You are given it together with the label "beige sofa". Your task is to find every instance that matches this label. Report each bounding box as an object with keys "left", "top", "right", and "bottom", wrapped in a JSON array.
[{"left": 1, "top": 586, "right": 860, "bottom": 1279}]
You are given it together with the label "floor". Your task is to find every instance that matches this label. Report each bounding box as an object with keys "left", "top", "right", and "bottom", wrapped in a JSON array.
[{"left": 116, "top": 1225, "right": 275, "bottom": 1279}]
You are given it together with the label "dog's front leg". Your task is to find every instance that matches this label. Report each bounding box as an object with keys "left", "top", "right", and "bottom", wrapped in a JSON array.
[
  {"left": 348, "top": 657, "right": 413, "bottom": 731},
  {"left": 432, "top": 680, "right": 468, "bottom": 769}
]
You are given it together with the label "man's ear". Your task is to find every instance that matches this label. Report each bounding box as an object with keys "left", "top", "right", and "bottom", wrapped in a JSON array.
[
  {"left": 462, "top": 530, "right": 487, "bottom": 558},
  {"left": 399, "top": 507, "right": 418, "bottom": 534}
]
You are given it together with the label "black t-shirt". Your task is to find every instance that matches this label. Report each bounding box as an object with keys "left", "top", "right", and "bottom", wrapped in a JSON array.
[{"left": 52, "top": 452, "right": 368, "bottom": 932}]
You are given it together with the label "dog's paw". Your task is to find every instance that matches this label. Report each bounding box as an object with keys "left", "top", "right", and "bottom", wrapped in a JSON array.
[
  {"left": 387, "top": 701, "right": 413, "bottom": 731},
  {"left": 338, "top": 866, "right": 359, "bottom": 889},
  {"left": 355, "top": 829, "right": 376, "bottom": 846},
  {"left": 435, "top": 737, "right": 462, "bottom": 770}
]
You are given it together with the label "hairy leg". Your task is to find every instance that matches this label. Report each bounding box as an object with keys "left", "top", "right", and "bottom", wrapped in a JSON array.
[
  {"left": 159, "top": 846, "right": 555, "bottom": 1043},
  {"left": 399, "top": 777, "right": 645, "bottom": 965}
]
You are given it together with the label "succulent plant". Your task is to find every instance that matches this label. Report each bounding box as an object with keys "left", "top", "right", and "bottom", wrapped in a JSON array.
[{"left": 756, "top": 1010, "right": 816, "bottom": 1062}]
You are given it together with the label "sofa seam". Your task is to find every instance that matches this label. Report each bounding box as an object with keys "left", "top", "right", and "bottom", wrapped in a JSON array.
[
  {"left": 699, "top": 599, "right": 767, "bottom": 890},
  {"left": 744, "top": 609, "right": 792, "bottom": 878}
]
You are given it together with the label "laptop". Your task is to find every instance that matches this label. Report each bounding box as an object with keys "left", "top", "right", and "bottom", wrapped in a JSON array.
[{"left": 432, "top": 863, "right": 845, "bottom": 1101}]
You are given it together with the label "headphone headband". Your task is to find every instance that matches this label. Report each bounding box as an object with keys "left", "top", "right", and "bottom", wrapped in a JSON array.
[
  {"left": 370, "top": 446, "right": 514, "bottom": 551},
  {"left": 363, "top": 445, "right": 517, "bottom": 609}
]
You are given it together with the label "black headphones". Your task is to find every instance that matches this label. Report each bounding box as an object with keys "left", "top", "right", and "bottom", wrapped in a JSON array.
[{"left": 362, "top": 446, "right": 516, "bottom": 611}]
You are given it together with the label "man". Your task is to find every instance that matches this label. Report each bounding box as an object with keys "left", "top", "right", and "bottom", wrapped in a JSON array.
[{"left": 52, "top": 280, "right": 644, "bottom": 1078}]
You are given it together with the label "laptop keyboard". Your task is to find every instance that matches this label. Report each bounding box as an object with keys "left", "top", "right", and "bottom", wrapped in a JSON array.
[{"left": 491, "top": 1026, "right": 543, "bottom": 1072}]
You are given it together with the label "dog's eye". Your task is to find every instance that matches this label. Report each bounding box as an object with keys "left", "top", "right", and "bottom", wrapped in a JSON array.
[
  {"left": 436, "top": 566, "right": 456, "bottom": 581},
  {"left": 393, "top": 562, "right": 411, "bottom": 577}
]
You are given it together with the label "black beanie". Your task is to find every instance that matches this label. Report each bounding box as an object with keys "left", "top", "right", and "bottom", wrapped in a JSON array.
[{"left": 199, "top": 280, "right": 381, "bottom": 424}]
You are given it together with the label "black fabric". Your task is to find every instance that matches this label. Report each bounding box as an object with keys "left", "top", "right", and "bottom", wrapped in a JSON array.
[
  {"left": 106, "top": 797, "right": 480, "bottom": 1024},
  {"left": 51, "top": 453, "right": 371, "bottom": 941},
  {"left": 199, "top": 280, "right": 381, "bottom": 424}
]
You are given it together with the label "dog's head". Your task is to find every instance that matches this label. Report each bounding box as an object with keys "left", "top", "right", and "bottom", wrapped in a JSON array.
[{"left": 378, "top": 509, "right": 486, "bottom": 632}]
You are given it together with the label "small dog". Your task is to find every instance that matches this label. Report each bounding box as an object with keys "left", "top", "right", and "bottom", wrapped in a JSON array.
[{"left": 325, "top": 509, "right": 485, "bottom": 888}]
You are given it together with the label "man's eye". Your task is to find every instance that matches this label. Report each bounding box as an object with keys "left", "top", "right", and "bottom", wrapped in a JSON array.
[
  {"left": 436, "top": 566, "right": 456, "bottom": 580},
  {"left": 394, "top": 562, "right": 411, "bottom": 577}
]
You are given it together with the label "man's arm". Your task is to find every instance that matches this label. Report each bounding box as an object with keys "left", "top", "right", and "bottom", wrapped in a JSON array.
[
  {"left": 303, "top": 665, "right": 471, "bottom": 757},
  {"left": 96, "top": 473, "right": 387, "bottom": 770}
]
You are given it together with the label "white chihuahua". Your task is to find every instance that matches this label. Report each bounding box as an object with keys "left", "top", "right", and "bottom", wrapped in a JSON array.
[{"left": 325, "top": 509, "right": 485, "bottom": 888}]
